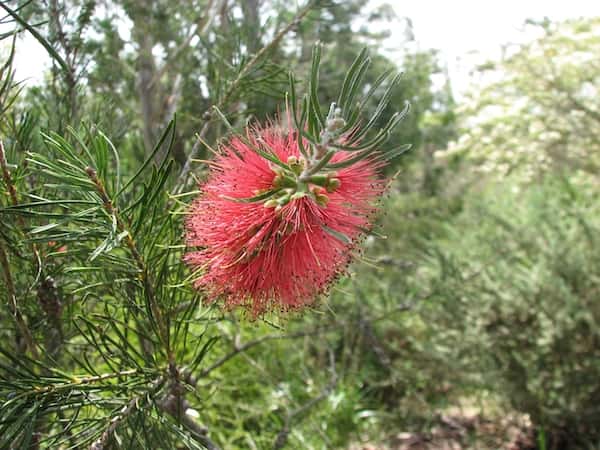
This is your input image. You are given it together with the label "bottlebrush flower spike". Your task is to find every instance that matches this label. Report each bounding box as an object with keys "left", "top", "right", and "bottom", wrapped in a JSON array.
[
  {"left": 184, "top": 45, "right": 410, "bottom": 315},
  {"left": 185, "top": 125, "right": 383, "bottom": 314}
]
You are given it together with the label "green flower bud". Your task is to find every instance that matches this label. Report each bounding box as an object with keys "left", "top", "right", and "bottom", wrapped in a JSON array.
[
  {"left": 287, "top": 155, "right": 304, "bottom": 175},
  {"left": 315, "top": 192, "right": 329, "bottom": 207},
  {"left": 326, "top": 177, "right": 341, "bottom": 193},
  {"left": 291, "top": 191, "right": 307, "bottom": 200},
  {"left": 308, "top": 174, "right": 329, "bottom": 187},
  {"left": 277, "top": 194, "right": 291, "bottom": 206},
  {"left": 273, "top": 173, "right": 298, "bottom": 189}
]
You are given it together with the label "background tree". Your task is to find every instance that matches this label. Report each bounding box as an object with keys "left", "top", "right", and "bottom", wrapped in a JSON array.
[
  {"left": 11, "top": 1, "right": 454, "bottom": 175},
  {"left": 437, "top": 17, "right": 600, "bottom": 181}
]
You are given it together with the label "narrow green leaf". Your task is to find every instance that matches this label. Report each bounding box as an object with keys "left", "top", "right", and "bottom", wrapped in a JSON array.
[
  {"left": 221, "top": 188, "right": 281, "bottom": 204},
  {"left": 190, "top": 336, "right": 220, "bottom": 373},
  {"left": 117, "top": 117, "right": 176, "bottom": 198},
  {"left": 382, "top": 143, "right": 413, "bottom": 161},
  {"left": 322, "top": 225, "right": 352, "bottom": 244},
  {"left": 342, "top": 56, "right": 371, "bottom": 117},
  {"left": 0, "top": 2, "right": 71, "bottom": 76},
  {"left": 346, "top": 73, "right": 404, "bottom": 146},
  {"left": 337, "top": 47, "right": 369, "bottom": 113}
]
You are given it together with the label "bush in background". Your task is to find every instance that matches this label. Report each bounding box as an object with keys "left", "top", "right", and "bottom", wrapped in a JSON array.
[{"left": 417, "top": 177, "right": 600, "bottom": 447}]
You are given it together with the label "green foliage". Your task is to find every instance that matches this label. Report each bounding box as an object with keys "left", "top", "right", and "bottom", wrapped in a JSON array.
[
  {"left": 414, "top": 20, "right": 600, "bottom": 445},
  {"left": 288, "top": 44, "right": 410, "bottom": 164},
  {"left": 0, "top": 118, "right": 223, "bottom": 448},
  {"left": 414, "top": 178, "right": 600, "bottom": 447},
  {"left": 316, "top": 174, "right": 600, "bottom": 447}
]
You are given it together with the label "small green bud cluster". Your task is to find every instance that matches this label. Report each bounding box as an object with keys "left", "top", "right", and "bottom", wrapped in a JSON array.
[
  {"left": 286, "top": 155, "right": 303, "bottom": 174},
  {"left": 257, "top": 95, "right": 385, "bottom": 211},
  {"left": 319, "top": 105, "right": 346, "bottom": 151},
  {"left": 264, "top": 154, "right": 341, "bottom": 211},
  {"left": 326, "top": 106, "right": 346, "bottom": 132}
]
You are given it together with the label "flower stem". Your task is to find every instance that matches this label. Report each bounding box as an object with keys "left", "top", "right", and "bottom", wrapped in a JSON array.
[
  {"left": 0, "top": 240, "right": 38, "bottom": 357},
  {"left": 0, "top": 140, "right": 39, "bottom": 358},
  {"left": 85, "top": 167, "right": 174, "bottom": 368},
  {"left": 300, "top": 149, "right": 336, "bottom": 181}
]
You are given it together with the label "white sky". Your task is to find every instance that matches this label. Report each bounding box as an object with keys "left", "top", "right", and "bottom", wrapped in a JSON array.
[
  {"left": 3, "top": 0, "right": 600, "bottom": 95},
  {"left": 378, "top": 0, "right": 600, "bottom": 94}
]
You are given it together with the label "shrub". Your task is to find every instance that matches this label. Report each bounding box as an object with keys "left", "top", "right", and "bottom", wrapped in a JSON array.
[{"left": 421, "top": 177, "right": 600, "bottom": 447}]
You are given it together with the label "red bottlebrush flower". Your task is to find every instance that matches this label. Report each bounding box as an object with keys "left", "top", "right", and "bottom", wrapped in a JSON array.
[{"left": 184, "top": 123, "right": 385, "bottom": 315}]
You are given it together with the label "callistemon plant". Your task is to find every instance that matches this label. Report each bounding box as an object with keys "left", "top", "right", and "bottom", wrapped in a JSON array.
[
  {"left": 185, "top": 46, "right": 410, "bottom": 314},
  {"left": 0, "top": 24, "right": 412, "bottom": 445}
]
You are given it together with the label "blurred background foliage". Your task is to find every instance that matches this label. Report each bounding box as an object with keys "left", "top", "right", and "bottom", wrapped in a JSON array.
[{"left": 0, "top": 0, "right": 599, "bottom": 448}]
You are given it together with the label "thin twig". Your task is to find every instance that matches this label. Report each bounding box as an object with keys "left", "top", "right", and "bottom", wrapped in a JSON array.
[
  {"left": 48, "top": 0, "right": 78, "bottom": 120},
  {"left": 174, "top": 0, "right": 315, "bottom": 191},
  {"left": 198, "top": 328, "right": 327, "bottom": 378},
  {"left": 147, "top": 0, "right": 218, "bottom": 90},
  {"left": 0, "top": 141, "right": 38, "bottom": 357},
  {"left": 90, "top": 376, "right": 166, "bottom": 450},
  {"left": 0, "top": 239, "right": 38, "bottom": 357},
  {"left": 2, "top": 140, "right": 66, "bottom": 449},
  {"left": 0, "top": 140, "right": 44, "bottom": 301},
  {"left": 198, "top": 301, "right": 416, "bottom": 379},
  {"left": 85, "top": 166, "right": 173, "bottom": 366},
  {"left": 273, "top": 348, "right": 337, "bottom": 449}
]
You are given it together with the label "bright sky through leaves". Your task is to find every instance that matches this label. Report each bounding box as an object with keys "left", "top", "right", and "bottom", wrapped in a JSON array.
[{"left": 3, "top": 0, "right": 600, "bottom": 93}]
